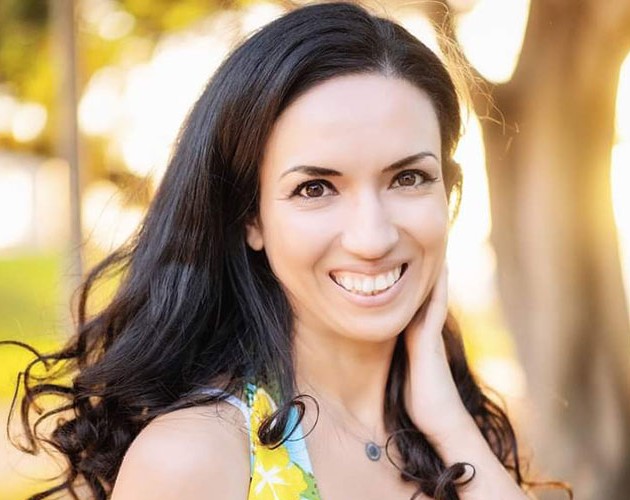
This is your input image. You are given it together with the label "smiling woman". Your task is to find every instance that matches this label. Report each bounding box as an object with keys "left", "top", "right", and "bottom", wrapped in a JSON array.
[
  {"left": 247, "top": 75, "right": 448, "bottom": 340},
  {"left": 2, "top": 2, "right": 571, "bottom": 500}
]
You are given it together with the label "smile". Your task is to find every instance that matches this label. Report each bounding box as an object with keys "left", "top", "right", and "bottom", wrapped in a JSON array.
[{"left": 330, "top": 263, "right": 408, "bottom": 296}]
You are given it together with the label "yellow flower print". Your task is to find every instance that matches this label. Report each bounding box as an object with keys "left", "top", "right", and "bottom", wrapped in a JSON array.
[
  {"left": 250, "top": 387, "right": 277, "bottom": 440},
  {"left": 251, "top": 447, "right": 308, "bottom": 500},
  {"left": 249, "top": 388, "right": 308, "bottom": 500}
]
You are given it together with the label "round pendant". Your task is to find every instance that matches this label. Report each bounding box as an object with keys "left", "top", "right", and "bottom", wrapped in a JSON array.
[{"left": 365, "top": 441, "right": 382, "bottom": 461}]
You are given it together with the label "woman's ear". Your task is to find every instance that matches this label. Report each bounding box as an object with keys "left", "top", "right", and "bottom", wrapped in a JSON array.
[{"left": 245, "top": 216, "right": 264, "bottom": 251}]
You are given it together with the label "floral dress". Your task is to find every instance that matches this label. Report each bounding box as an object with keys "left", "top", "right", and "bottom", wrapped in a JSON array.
[
  {"left": 199, "top": 383, "right": 322, "bottom": 500},
  {"left": 245, "top": 383, "right": 322, "bottom": 500}
]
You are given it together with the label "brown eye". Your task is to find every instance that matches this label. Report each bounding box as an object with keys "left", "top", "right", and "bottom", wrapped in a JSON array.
[
  {"left": 397, "top": 171, "right": 418, "bottom": 187},
  {"left": 303, "top": 182, "right": 325, "bottom": 197},
  {"left": 391, "top": 169, "right": 437, "bottom": 189},
  {"left": 294, "top": 180, "right": 335, "bottom": 199}
]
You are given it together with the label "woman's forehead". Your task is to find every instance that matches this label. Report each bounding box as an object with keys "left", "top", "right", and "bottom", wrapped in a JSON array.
[{"left": 261, "top": 74, "right": 442, "bottom": 180}]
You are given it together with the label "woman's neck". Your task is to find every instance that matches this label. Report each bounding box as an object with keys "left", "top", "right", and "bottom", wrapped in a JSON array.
[{"left": 293, "top": 320, "right": 398, "bottom": 435}]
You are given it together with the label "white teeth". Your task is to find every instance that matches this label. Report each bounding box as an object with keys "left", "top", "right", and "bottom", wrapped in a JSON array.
[
  {"left": 375, "top": 275, "right": 388, "bottom": 290},
  {"left": 332, "top": 265, "right": 404, "bottom": 295}
]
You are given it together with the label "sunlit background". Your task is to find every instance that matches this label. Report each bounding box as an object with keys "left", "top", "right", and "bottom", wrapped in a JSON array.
[{"left": 1, "top": 0, "right": 628, "bottom": 497}]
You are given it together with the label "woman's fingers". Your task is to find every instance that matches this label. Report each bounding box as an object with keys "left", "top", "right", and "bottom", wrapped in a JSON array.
[
  {"left": 405, "top": 263, "right": 449, "bottom": 351},
  {"left": 424, "top": 263, "right": 449, "bottom": 334}
]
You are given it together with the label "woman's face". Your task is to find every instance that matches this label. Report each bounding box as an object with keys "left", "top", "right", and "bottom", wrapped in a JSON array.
[{"left": 246, "top": 73, "right": 449, "bottom": 344}]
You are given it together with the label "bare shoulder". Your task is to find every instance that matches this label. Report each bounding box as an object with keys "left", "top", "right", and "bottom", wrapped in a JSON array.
[{"left": 111, "top": 401, "right": 250, "bottom": 499}]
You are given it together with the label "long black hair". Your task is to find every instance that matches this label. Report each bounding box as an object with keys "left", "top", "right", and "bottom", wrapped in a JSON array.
[{"left": 4, "top": 2, "right": 572, "bottom": 499}]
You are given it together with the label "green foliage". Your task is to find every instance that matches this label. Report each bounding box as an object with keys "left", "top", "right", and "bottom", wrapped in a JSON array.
[
  {"left": 0, "top": 0, "right": 48, "bottom": 95},
  {"left": 0, "top": 253, "right": 65, "bottom": 401},
  {"left": 125, "top": 0, "right": 218, "bottom": 33}
]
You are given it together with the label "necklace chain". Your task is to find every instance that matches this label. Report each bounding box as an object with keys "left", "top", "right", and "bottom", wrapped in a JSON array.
[{"left": 303, "top": 386, "right": 387, "bottom": 462}]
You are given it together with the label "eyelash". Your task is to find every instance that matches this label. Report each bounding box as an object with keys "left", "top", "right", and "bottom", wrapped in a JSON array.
[{"left": 289, "top": 169, "right": 438, "bottom": 201}]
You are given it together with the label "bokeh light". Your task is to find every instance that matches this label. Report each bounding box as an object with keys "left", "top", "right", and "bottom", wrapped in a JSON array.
[
  {"left": 0, "top": 94, "right": 18, "bottom": 135},
  {"left": 612, "top": 52, "right": 630, "bottom": 309},
  {"left": 82, "top": 180, "right": 144, "bottom": 252},
  {"left": 0, "top": 166, "right": 32, "bottom": 248},
  {"left": 456, "top": 0, "right": 530, "bottom": 83},
  {"left": 11, "top": 102, "right": 47, "bottom": 143}
]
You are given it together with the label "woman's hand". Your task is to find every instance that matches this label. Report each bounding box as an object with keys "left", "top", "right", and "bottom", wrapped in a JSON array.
[
  {"left": 403, "top": 262, "right": 472, "bottom": 443},
  {"left": 404, "top": 264, "right": 531, "bottom": 499}
]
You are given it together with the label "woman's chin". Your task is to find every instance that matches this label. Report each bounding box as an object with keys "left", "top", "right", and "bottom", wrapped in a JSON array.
[{"left": 336, "top": 320, "right": 408, "bottom": 344}]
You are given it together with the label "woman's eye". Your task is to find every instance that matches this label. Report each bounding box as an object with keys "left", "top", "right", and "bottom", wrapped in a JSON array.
[
  {"left": 294, "top": 180, "right": 335, "bottom": 199},
  {"left": 391, "top": 169, "right": 435, "bottom": 188}
]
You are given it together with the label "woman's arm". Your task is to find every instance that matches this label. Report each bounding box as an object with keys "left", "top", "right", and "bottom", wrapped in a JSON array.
[
  {"left": 404, "top": 263, "right": 528, "bottom": 499},
  {"left": 111, "top": 403, "right": 250, "bottom": 499}
]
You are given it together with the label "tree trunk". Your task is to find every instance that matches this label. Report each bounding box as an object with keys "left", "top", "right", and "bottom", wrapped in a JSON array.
[
  {"left": 477, "top": 1, "right": 630, "bottom": 498},
  {"left": 50, "top": 0, "right": 84, "bottom": 334}
]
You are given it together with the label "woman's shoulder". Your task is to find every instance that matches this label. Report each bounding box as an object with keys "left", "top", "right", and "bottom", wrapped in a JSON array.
[{"left": 111, "top": 401, "right": 250, "bottom": 499}]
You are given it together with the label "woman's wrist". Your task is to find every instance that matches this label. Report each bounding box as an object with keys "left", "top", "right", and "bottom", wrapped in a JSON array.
[
  {"left": 424, "top": 411, "right": 479, "bottom": 457},
  {"left": 414, "top": 402, "right": 474, "bottom": 446},
  {"left": 425, "top": 414, "right": 528, "bottom": 500}
]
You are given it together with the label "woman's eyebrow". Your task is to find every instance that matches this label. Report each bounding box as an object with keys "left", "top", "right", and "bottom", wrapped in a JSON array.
[{"left": 279, "top": 151, "right": 439, "bottom": 180}]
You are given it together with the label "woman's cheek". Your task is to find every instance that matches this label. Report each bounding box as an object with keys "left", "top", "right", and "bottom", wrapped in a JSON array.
[
  {"left": 399, "top": 200, "right": 449, "bottom": 247},
  {"left": 265, "top": 207, "right": 335, "bottom": 269}
]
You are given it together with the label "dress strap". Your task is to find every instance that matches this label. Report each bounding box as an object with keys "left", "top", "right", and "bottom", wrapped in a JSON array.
[
  {"left": 196, "top": 387, "right": 250, "bottom": 420},
  {"left": 194, "top": 387, "right": 255, "bottom": 475},
  {"left": 283, "top": 402, "right": 315, "bottom": 474}
]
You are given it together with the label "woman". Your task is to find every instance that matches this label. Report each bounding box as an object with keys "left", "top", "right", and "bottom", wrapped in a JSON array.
[{"left": 6, "top": 2, "right": 571, "bottom": 499}]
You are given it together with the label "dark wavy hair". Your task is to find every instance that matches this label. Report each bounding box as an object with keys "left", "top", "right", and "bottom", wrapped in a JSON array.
[{"left": 3, "top": 2, "right": 572, "bottom": 499}]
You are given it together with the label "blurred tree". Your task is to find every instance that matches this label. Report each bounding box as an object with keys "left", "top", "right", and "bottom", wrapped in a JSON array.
[
  {"left": 0, "top": 0, "right": 230, "bottom": 153},
  {"left": 426, "top": 1, "right": 630, "bottom": 498}
]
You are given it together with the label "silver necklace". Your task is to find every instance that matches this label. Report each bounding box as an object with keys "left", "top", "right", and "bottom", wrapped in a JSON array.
[
  {"left": 316, "top": 396, "right": 387, "bottom": 461},
  {"left": 364, "top": 441, "right": 384, "bottom": 461},
  {"left": 298, "top": 383, "right": 387, "bottom": 462}
]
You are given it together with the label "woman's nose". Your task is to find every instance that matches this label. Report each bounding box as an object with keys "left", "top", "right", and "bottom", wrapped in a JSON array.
[{"left": 340, "top": 194, "right": 399, "bottom": 259}]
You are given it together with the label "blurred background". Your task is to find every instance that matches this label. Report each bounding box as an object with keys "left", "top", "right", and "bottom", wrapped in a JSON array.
[{"left": 0, "top": 0, "right": 628, "bottom": 498}]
